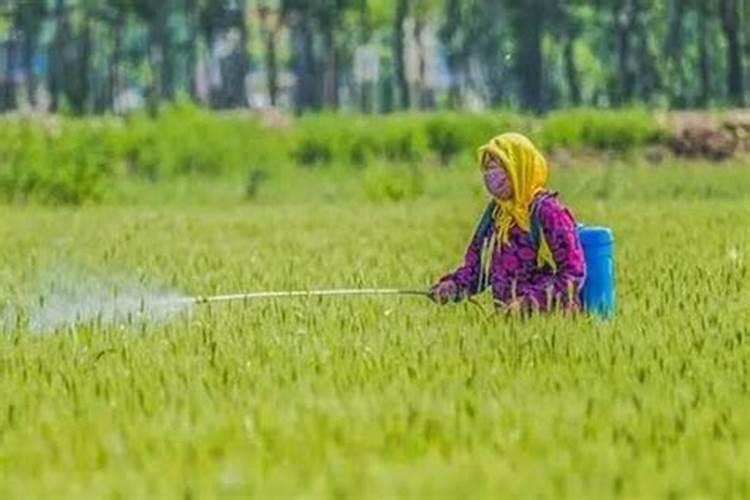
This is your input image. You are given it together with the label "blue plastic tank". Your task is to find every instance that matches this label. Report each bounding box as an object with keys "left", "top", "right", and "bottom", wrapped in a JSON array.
[{"left": 577, "top": 225, "right": 616, "bottom": 318}]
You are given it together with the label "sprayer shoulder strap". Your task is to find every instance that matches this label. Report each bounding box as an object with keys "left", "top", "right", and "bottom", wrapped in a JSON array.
[
  {"left": 472, "top": 201, "right": 498, "bottom": 295},
  {"left": 529, "top": 192, "right": 556, "bottom": 249},
  {"left": 472, "top": 200, "right": 497, "bottom": 247}
]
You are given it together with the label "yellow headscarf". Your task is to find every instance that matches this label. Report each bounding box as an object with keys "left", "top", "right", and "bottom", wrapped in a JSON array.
[{"left": 477, "top": 133, "right": 557, "bottom": 271}]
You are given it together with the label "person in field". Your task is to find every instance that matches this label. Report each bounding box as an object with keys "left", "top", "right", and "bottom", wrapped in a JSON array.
[{"left": 431, "top": 133, "right": 586, "bottom": 314}]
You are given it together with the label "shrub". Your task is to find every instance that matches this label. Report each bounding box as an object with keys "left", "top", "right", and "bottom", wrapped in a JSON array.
[
  {"left": 424, "top": 112, "right": 523, "bottom": 164},
  {"left": 0, "top": 106, "right": 677, "bottom": 205},
  {"left": 0, "top": 117, "right": 111, "bottom": 205},
  {"left": 363, "top": 163, "right": 424, "bottom": 202},
  {"left": 540, "top": 108, "right": 666, "bottom": 151}
]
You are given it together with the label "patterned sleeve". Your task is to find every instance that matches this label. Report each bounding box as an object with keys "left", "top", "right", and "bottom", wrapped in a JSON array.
[
  {"left": 526, "top": 197, "right": 586, "bottom": 309},
  {"left": 437, "top": 206, "right": 494, "bottom": 297}
]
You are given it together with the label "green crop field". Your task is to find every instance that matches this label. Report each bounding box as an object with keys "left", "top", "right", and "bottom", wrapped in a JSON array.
[{"left": 1, "top": 164, "right": 749, "bottom": 499}]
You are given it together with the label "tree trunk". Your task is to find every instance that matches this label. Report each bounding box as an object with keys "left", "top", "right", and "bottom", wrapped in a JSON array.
[
  {"left": 563, "top": 36, "right": 581, "bottom": 106},
  {"left": 357, "top": 0, "right": 374, "bottom": 112},
  {"left": 111, "top": 8, "right": 125, "bottom": 111},
  {"left": 259, "top": 7, "right": 279, "bottom": 106},
  {"left": 291, "top": 14, "right": 318, "bottom": 112},
  {"left": 322, "top": 22, "right": 338, "bottom": 109},
  {"left": 665, "top": 0, "right": 684, "bottom": 60},
  {"left": 291, "top": 21, "right": 306, "bottom": 112},
  {"left": 47, "top": 0, "right": 67, "bottom": 112},
  {"left": 185, "top": 0, "right": 199, "bottom": 100},
  {"left": 721, "top": 0, "right": 745, "bottom": 105},
  {"left": 446, "top": 67, "right": 463, "bottom": 109},
  {"left": 380, "top": 64, "right": 395, "bottom": 113},
  {"left": 145, "top": 29, "right": 159, "bottom": 115},
  {"left": 146, "top": 7, "right": 167, "bottom": 107},
  {"left": 633, "top": 0, "right": 659, "bottom": 103},
  {"left": 304, "top": 22, "right": 321, "bottom": 110},
  {"left": 94, "top": 20, "right": 111, "bottom": 115},
  {"left": 76, "top": 15, "right": 92, "bottom": 114},
  {"left": 159, "top": 18, "right": 175, "bottom": 101},
  {"left": 414, "top": 18, "right": 424, "bottom": 109},
  {"left": 201, "top": 12, "right": 217, "bottom": 106},
  {"left": 698, "top": 2, "right": 712, "bottom": 107},
  {"left": 614, "top": 0, "right": 636, "bottom": 105},
  {"left": 88, "top": 13, "right": 110, "bottom": 114},
  {"left": 665, "top": 0, "right": 686, "bottom": 107},
  {"left": 394, "top": 0, "right": 410, "bottom": 109},
  {"left": 414, "top": 18, "right": 435, "bottom": 109},
  {"left": 439, "top": 0, "right": 464, "bottom": 109},
  {"left": 2, "top": 38, "right": 17, "bottom": 112},
  {"left": 475, "top": 0, "right": 507, "bottom": 107},
  {"left": 227, "top": 0, "right": 250, "bottom": 107},
  {"left": 266, "top": 30, "right": 279, "bottom": 106},
  {"left": 359, "top": 0, "right": 372, "bottom": 43},
  {"left": 21, "top": 21, "right": 37, "bottom": 108},
  {"left": 515, "top": 3, "right": 545, "bottom": 112}
]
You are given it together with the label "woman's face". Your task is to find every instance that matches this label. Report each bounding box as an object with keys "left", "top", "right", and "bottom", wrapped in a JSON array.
[{"left": 483, "top": 156, "right": 513, "bottom": 200}]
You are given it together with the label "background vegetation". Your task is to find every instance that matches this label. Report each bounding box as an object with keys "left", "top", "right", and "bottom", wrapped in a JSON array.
[
  {"left": 0, "top": 104, "right": 672, "bottom": 205},
  {"left": 0, "top": 0, "right": 749, "bottom": 114}
]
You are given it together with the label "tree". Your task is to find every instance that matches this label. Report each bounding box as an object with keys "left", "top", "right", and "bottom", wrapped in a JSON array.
[
  {"left": 14, "top": 0, "right": 47, "bottom": 107},
  {"left": 258, "top": 0, "right": 281, "bottom": 106},
  {"left": 282, "top": 0, "right": 356, "bottom": 111},
  {"left": 283, "top": 0, "right": 321, "bottom": 111},
  {"left": 393, "top": 0, "right": 411, "bottom": 109},
  {"left": 507, "top": 0, "right": 549, "bottom": 111},
  {"left": 438, "top": 0, "right": 466, "bottom": 108},
  {"left": 665, "top": 0, "right": 687, "bottom": 107},
  {"left": 0, "top": 0, "right": 746, "bottom": 114},
  {"left": 127, "top": 0, "right": 173, "bottom": 112},
  {"left": 612, "top": 0, "right": 638, "bottom": 105},
  {"left": 720, "top": 0, "right": 745, "bottom": 105},
  {"left": 697, "top": 0, "right": 714, "bottom": 106},
  {"left": 551, "top": 0, "right": 583, "bottom": 106}
]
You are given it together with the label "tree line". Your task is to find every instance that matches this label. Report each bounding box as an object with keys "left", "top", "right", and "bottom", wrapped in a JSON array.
[{"left": 0, "top": 0, "right": 747, "bottom": 115}]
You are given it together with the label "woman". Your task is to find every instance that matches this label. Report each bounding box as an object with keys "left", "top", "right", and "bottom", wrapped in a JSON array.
[{"left": 431, "top": 133, "right": 586, "bottom": 314}]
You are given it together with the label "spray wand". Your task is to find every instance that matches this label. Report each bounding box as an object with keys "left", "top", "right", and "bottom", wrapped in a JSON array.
[
  {"left": 178, "top": 288, "right": 434, "bottom": 306},
  {"left": 178, "top": 287, "right": 491, "bottom": 319}
]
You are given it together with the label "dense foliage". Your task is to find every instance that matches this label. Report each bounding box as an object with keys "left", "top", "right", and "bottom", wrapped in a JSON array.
[
  {"left": 0, "top": 0, "right": 748, "bottom": 114},
  {"left": 0, "top": 104, "right": 669, "bottom": 204}
]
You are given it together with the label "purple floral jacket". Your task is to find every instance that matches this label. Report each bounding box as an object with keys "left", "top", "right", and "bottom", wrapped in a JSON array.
[{"left": 439, "top": 192, "right": 586, "bottom": 312}]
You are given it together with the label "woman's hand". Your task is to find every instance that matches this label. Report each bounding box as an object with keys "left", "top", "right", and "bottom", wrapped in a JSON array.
[{"left": 431, "top": 280, "right": 460, "bottom": 305}]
